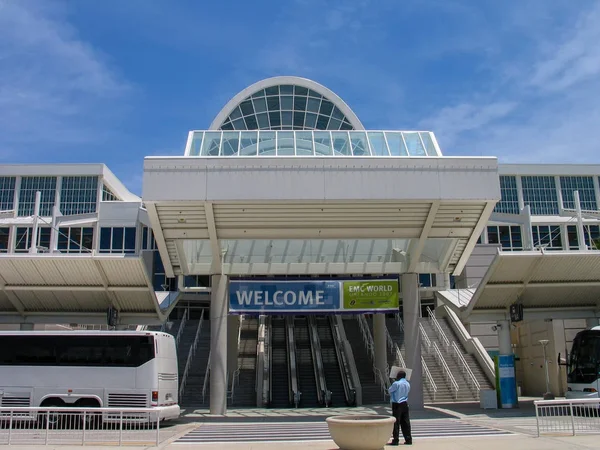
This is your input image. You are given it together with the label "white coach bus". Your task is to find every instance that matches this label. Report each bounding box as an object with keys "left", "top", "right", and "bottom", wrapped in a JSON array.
[
  {"left": 566, "top": 326, "right": 600, "bottom": 400},
  {"left": 0, "top": 330, "right": 180, "bottom": 425}
]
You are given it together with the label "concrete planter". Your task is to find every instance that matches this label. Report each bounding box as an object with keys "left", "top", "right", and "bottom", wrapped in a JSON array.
[{"left": 325, "top": 414, "right": 396, "bottom": 450}]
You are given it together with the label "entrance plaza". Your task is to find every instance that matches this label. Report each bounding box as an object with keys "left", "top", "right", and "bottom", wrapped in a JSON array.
[{"left": 2, "top": 76, "right": 600, "bottom": 421}]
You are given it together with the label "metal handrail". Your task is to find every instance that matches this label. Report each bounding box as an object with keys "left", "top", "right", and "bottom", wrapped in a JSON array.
[
  {"left": 433, "top": 341, "right": 459, "bottom": 398},
  {"left": 452, "top": 341, "right": 480, "bottom": 394},
  {"left": 286, "top": 317, "right": 300, "bottom": 407},
  {"left": 308, "top": 316, "right": 331, "bottom": 406},
  {"left": 426, "top": 306, "right": 450, "bottom": 348},
  {"left": 265, "top": 316, "right": 272, "bottom": 407},
  {"left": 373, "top": 366, "right": 390, "bottom": 401},
  {"left": 178, "top": 310, "right": 205, "bottom": 400},
  {"left": 385, "top": 326, "right": 406, "bottom": 368},
  {"left": 419, "top": 323, "right": 432, "bottom": 351},
  {"left": 356, "top": 315, "right": 374, "bottom": 360},
  {"left": 422, "top": 355, "right": 437, "bottom": 401},
  {"left": 330, "top": 317, "right": 356, "bottom": 406},
  {"left": 395, "top": 313, "right": 405, "bottom": 332},
  {"left": 202, "top": 352, "right": 211, "bottom": 404},
  {"left": 175, "top": 308, "right": 188, "bottom": 348}
]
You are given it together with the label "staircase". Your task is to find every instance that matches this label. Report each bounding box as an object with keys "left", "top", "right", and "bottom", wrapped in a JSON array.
[
  {"left": 342, "top": 318, "right": 385, "bottom": 405},
  {"left": 435, "top": 317, "right": 493, "bottom": 392},
  {"left": 294, "top": 318, "right": 319, "bottom": 407},
  {"left": 270, "top": 318, "right": 290, "bottom": 408},
  {"left": 420, "top": 319, "right": 490, "bottom": 402},
  {"left": 175, "top": 320, "right": 199, "bottom": 381},
  {"left": 316, "top": 317, "right": 347, "bottom": 407},
  {"left": 179, "top": 320, "right": 211, "bottom": 406},
  {"left": 231, "top": 316, "right": 259, "bottom": 407}
]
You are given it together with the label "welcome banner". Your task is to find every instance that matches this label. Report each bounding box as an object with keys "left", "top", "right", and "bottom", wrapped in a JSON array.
[{"left": 229, "top": 278, "right": 399, "bottom": 314}]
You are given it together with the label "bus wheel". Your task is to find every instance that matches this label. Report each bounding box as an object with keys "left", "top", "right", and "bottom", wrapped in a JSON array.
[
  {"left": 38, "top": 399, "right": 65, "bottom": 429},
  {"left": 75, "top": 400, "right": 101, "bottom": 429}
]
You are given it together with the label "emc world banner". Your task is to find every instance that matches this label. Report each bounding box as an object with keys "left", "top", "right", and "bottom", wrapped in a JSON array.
[{"left": 229, "top": 279, "right": 399, "bottom": 314}]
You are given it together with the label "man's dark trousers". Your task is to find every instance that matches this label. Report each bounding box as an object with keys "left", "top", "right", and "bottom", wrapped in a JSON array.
[{"left": 392, "top": 401, "right": 412, "bottom": 444}]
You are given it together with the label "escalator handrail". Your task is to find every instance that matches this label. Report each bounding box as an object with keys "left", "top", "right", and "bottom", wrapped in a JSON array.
[
  {"left": 266, "top": 316, "right": 273, "bottom": 407},
  {"left": 307, "top": 316, "right": 330, "bottom": 406},
  {"left": 286, "top": 316, "right": 301, "bottom": 407},
  {"left": 329, "top": 316, "right": 356, "bottom": 406}
]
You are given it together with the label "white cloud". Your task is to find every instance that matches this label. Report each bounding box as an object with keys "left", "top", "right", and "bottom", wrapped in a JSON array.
[
  {"left": 417, "top": 2, "right": 600, "bottom": 163},
  {"left": 0, "top": 1, "right": 130, "bottom": 158}
]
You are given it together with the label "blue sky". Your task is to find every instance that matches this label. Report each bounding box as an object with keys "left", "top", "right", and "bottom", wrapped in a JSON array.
[{"left": 1, "top": 0, "right": 600, "bottom": 195}]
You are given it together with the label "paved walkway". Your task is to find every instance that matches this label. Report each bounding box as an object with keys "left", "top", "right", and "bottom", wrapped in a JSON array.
[{"left": 5, "top": 398, "right": 599, "bottom": 450}]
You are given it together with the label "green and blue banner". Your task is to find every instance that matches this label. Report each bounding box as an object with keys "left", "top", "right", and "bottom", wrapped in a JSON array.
[{"left": 229, "top": 278, "right": 399, "bottom": 314}]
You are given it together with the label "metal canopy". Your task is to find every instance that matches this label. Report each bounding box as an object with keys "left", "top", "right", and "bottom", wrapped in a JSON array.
[
  {"left": 0, "top": 254, "right": 175, "bottom": 324},
  {"left": 143, "top": 155, "right": 500, "bottom": 279},
  {"left": 439, "top": 250, "right": 600, "bottom": 320}
]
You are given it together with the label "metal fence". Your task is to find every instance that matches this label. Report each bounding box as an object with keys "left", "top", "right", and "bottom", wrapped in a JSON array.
[
  {"left": 0, "top": 407, "right": 162, "bottom": 446},
  {"left": 535, "top": 398, "right": 600, "bottom": 436}
]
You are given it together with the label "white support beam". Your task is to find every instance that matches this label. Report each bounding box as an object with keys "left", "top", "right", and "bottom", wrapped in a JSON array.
[
  {"left": 408, "top": 201, "right": 440, "bottom": 272},
  {"left": 204, "top": 202, "right": 222, "bottom": 274},
  {"left": 175, "top": 240, "right": 191, "bottom": 274},
  {"left": 462, "top": 248, "right": 503, "bottom": 319},
  {"left": 453, "top": 201, "right": 497, "bottom": 276},
  {"left": 145, "top": 202, "right": 175, "bottom": 278},
  {"left": 0, "top": 312, "right": 165, "bottom": 325},
  {"left": 93, "top": 259, "right": 123, "bottom": 311},
  {"left": 487, "top": 281, "right": 600, "bottom": 289},
  {"left": 4, "top": 285, "right": 150, "bottom": 292},
  {"left": 0, "top": 273, "right": 25, "bottom": 315}
]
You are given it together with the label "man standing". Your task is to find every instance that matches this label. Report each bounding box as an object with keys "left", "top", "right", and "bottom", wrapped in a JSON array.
[{"left": 388, "top": 370, "right": 412, "bottom": 446}]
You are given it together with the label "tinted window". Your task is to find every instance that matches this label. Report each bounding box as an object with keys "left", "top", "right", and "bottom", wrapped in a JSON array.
[{"left": 0, "top": 335, "right": 154, "bottom": 367}]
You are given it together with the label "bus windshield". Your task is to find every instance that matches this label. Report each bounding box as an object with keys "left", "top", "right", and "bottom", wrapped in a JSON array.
[{"left": 568, "top": 331, "right": 600, "bottom": 384}]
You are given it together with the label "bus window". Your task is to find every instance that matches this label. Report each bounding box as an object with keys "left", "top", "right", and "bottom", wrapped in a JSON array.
[{"left": 568, "top": 333, "right": 600, "bottom": 384}]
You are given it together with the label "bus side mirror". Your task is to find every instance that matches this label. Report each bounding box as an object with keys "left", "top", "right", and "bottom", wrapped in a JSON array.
[{"left": 557, "top": 352, "right": 568, "bottom": 366}]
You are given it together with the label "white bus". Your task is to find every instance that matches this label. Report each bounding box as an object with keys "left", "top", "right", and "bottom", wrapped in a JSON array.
[
  {"left": 0, "top": 330, "right": 180, "bottom": 425},
  {"left": 566, "top": 326, "right": 600, "bottom": 399}
]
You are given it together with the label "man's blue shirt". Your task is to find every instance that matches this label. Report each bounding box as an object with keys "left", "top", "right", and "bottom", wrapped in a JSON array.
[{"left": 388, "top": 378, "right": 410, "bottom": 403}]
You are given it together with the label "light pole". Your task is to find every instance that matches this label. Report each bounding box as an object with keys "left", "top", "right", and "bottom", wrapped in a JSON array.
[{"left": 539, "top": 339, "right": 554, "bottom": 400}]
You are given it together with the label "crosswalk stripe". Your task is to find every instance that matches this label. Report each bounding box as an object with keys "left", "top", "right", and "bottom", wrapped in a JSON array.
[{"left": 174, "top": 419, "right": 513, "bottom": 444}]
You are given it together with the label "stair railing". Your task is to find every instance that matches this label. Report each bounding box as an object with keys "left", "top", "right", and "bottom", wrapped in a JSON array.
[
  {"left": 256, "top": 315, "right": 268, "bottom": 407},
  {"left": 426, "top": 306, "right": 450, "bottom": 349},
  {"left": 422, "top": 356, "right": 437, "bottom": 401},
  {"left": 178, "top": 309, "right": 205, "bottom": 400},
  {"left": 356, "top": 315, "right": 374, "bottom": 361},
  {"left": 385, "top": 327, "right": 406, "bottom": 368},
  {"left": 202, "top": 351, "right": 211, "bottom": 404},
  {"left": 286, "top": 317, "right": 301, "bottom": 407},
  {"left": 432, "top": 341, "right": 459, "bottom": 399},
  {"left": 330, "top": 316, "right": 356, "bottom": 406},
  {"left": 395, "top": 313, "right": 405, "bottom": 332},
  {"left": 419, "top": 323, "right": 432, "bottom": 353},
  {"left": 452, "top": 341, "right": 481, "bottom": 396},
  {"left": 373, "top": 366, "right": 390, "bottom": 401},
  {"left": 175, "top": 308, "right": 189, "bottom": 348}
]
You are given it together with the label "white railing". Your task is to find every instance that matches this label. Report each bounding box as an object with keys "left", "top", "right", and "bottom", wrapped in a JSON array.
[
  {"left": 0, "top": 407, "right": 162, "bottom": 446},
  {"left": 373, "top": 366, "right": 390, "bottom": 401},
  {"left": 202, "top": 352, "right": 211, "bottom": 404},
  {"left": 432, "top": 341, "right": 459, "bottom": 399},
  {"left": 395, "top": 313, "right": 404, "bottom": 332},
  {"left": 385, "top": 327, "right": 406, "bottom": 368},
  {"left": 535, "top": 398, "right": 600, "bottom": 437},
  {"left": 178, "top": 309, "right": 205, "bottom": 400},
  {"left": 175, "top": 309, "right": 189, "bottom": 348},
  {"left": 419, "top": 323, "right": 432, "bottom": 351},
  {"left": 452, "top": 341, "right": 480, "bottom": 395},
  {"left": 426, "top": 307, "right": 450, "bottom": 349},
  {"left": 356, "top": 315, "right": 375, "bottom": 361},
  {"left": 422, "top": 355, "right": 437, "bottom": 401}
]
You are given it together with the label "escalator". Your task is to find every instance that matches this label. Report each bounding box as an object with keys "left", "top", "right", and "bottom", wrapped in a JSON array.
[
  {"left": 269, "top": 317, "right": 290, "bottom": 407},
  {"left": 316, "top": 316, "right": 347, "bottom": 406},
  {"left": 294, "top": 317, "right": 319, "bottom": 407}
]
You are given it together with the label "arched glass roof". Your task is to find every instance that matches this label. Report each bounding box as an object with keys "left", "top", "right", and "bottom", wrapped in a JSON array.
[
  {"left": 210, "top": 76, "right": 364, "bottom": 131},
  {"left": 219, "top": 85, "right": 355, "bottom": 131},
  {"left": 186, "top": 130, "right": 442, "bottom": 157}
]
